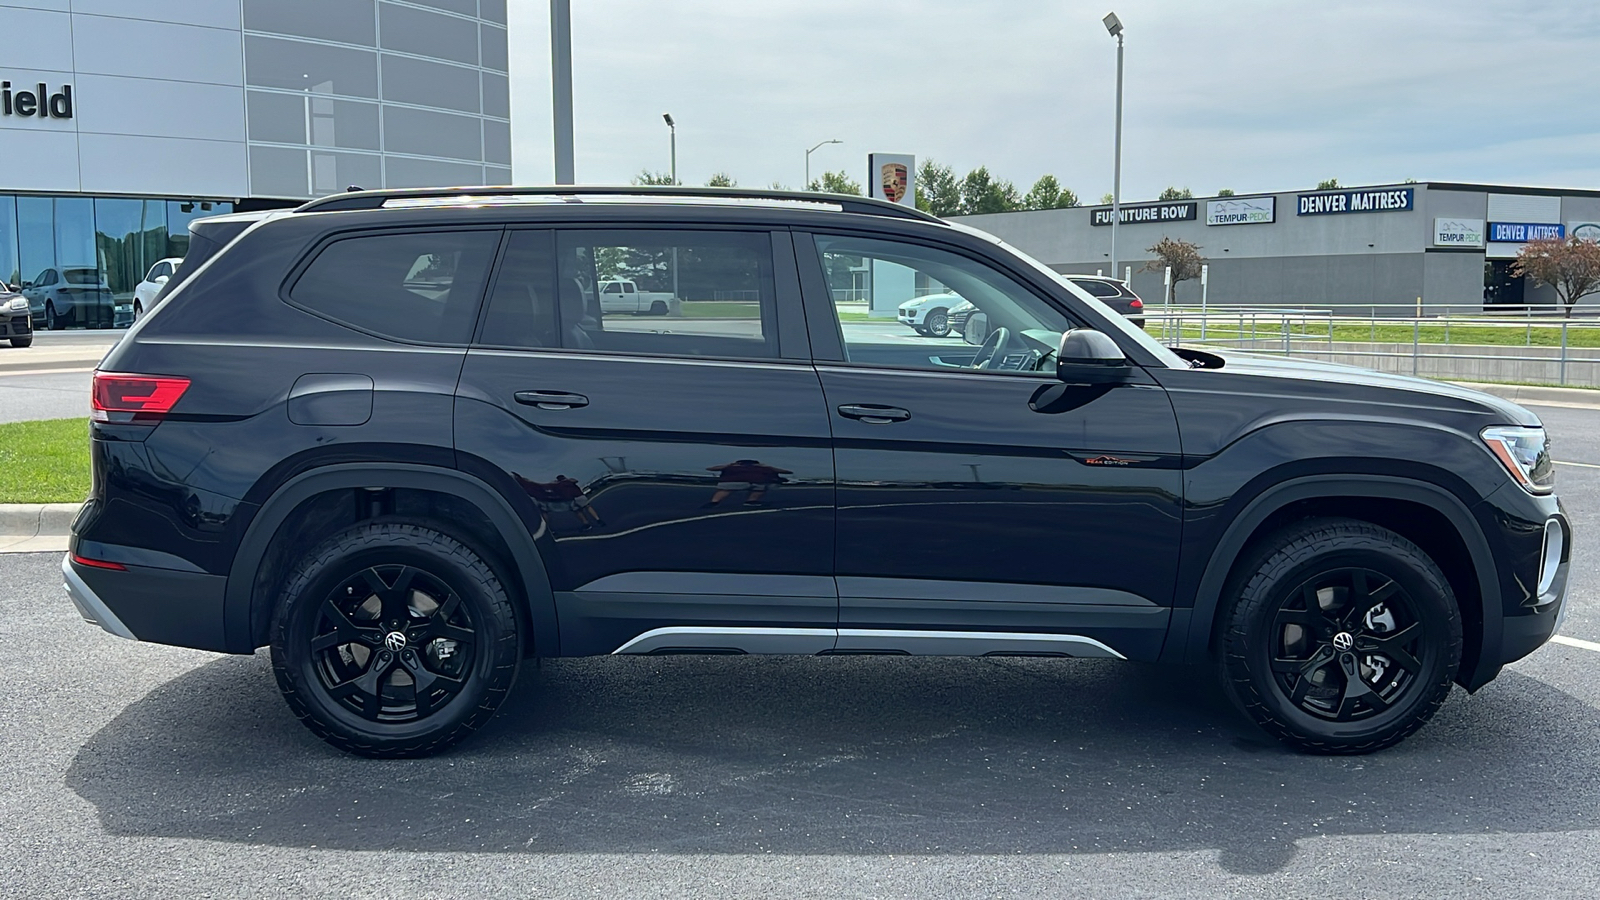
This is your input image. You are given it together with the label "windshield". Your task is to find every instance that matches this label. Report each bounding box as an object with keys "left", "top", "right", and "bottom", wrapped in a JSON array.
[{"left": 944, "top": 221, "right": 1187, "bottom": 369}]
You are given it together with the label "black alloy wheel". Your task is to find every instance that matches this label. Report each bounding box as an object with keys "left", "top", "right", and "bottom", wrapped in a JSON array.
[
  {"left": 271, "top": 522, "right": 521, "bottom": 757},
  {"left": 926, "top": 309, "right": 951, "bottom": 337},
  {"left": 1218, "top": 518, "right": 1461, "bottom": 754}
]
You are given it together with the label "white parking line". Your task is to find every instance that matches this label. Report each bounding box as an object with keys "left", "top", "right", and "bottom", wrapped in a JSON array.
[
  {"left": 1552, "top": 635, "right": 1600, "bottom": 653},
  {"left": 1556, "top": 460, "right": 1600, "bottom": 470}
]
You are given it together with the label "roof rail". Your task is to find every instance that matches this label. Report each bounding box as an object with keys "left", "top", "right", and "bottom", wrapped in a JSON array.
[{"left": 295, "top": 184, "right": 945, "bottom": 223}]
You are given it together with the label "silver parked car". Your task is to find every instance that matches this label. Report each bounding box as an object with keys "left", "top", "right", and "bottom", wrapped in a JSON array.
[
  {"left": 1, "top": 282, "right": 32, "bottom": 347},
  {"left": 23, "top": 266, "right": 128, "bottom": 330}
]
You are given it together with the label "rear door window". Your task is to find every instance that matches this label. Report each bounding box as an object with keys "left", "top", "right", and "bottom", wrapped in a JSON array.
[
  {"left": 290, "top": 229, "right": 500, "bottom": 344},
  {"left": 1071, "top": 279, "right": 1121, "bottom": 298}
]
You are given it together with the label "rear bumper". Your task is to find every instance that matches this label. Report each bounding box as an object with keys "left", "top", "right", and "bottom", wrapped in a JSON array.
[{"left": 61, "top": 553, "right": 230, "bottom": 652}]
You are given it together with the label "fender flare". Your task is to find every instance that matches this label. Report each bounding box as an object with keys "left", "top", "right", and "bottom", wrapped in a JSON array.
[
  {"left": 1167, "top": 475, "right": 1501, "bottom": 688},
  {"left": 222, "top": 463, "right": 557, "bottom": 655}
]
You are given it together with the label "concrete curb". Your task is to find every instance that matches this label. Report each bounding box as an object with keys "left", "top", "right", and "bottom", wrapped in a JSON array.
[
  {"left": 1452, "top": 381, "right": 1600, "bottom": 411},
  {"left": 0, "top": 503, "right": 80, "bottom": 554}
]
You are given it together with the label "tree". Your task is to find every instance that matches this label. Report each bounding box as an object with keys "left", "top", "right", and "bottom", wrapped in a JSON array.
[
  {"left": 633, "top": 169, "right": 675, "bottom": 186},
  {"left": 1157, "top": 186, "right": 1193, "bottom": 201},
  {"left": 768, "top": 180, "right": 790, "bottom": 191},
  {"left": 1100, "top": 192, "right": 1115, "bottom": 205},
  {"left": 958, "top": 166, "right": 1021, "bottom": 215},
  {"left": 1022, "top": 174, "right": 1080, "bottom": 210},
  {"left": 1141, "top": 237, "right": 1205, "bottom": 305},
  {"left": 1216, "top": 188, "right": 1235, "bottom": 197},
  {"left": 1316, "top": 178, "right": 1341, "bottom": 190},
  {"left": 807, "top": 170, "right": 862, "bottom": 195},
  {"left": 706, "top": 172, "right": 737, "bottom": 187},
  {"left": 916, "top": 159, "right": 962, "bottom": 216},
  {"left": 1513, "top": 237, "right": 1600, "bottom": 318}
]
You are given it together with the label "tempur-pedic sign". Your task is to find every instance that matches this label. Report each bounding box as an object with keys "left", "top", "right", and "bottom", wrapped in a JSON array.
[
  {"left": 1091, "top": 201, "right": 1197, "bottom": 226},
  {"left": 1206, "top": 196, "right": 1275, "bottom": 225},
  {"left": 1, "top": 81, "right": 73, "bottom": 118},
  {"left": 1434, "top": 218, "right": 1485, "bottom": 248}
]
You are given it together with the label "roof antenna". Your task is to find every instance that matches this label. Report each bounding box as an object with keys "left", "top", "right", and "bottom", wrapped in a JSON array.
[{"left": 345, "top": 185, "right": 364, "bottom": 192}]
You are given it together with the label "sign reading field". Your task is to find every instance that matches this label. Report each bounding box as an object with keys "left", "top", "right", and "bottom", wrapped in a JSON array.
[
  {"left": 1091, "top": 201, "right": 1197, "bottom": 226},
  {"left": 1, "top": 81, "right": 73, "bottom": 119},
  {"left": 867, "top": 153, "right": 916, "bottom": 206},
  {"left": 1296, "top": 187, "right": 1413, "bottom": 216}
]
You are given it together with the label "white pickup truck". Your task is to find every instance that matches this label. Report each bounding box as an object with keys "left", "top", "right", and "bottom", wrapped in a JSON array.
[{"left": 598, "top": 279, "right": 676, "bottom": 315}]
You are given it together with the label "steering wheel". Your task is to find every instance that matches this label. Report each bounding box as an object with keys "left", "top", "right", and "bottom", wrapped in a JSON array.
[{"left": 970, "top": 326, "right": 1011, "bottom": 370}]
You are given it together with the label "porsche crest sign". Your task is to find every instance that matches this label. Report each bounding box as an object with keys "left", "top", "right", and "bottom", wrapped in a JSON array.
[{"left": 868, "top": 153, "right": 916, "bottom": 207}]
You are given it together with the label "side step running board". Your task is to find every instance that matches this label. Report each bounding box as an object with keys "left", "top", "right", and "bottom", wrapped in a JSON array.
[{"left": 611, "top": 626, "right": 1124, "bottom": 659}]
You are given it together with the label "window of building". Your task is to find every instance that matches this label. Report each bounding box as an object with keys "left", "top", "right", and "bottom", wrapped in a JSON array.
[
  {"left": 381, "top": 54, "right": 480, "bottom": 114},
  {"left": 0, "top": 196, "right": 17, "bottom": 287},
  {"left": 380, "top": 2, "right": 479, "bottom": 66},
  {"left": 245, "top": 36, "right": 379, "bottom": 99},
  {"left": 290, "top": 229, "right": 500, "bottom": 344},
  {"left": 382, "top": 106, "right": 483, "bottom": 162},
  {"left": 244, "top": 0, "right": 377, "bottom": 47}
]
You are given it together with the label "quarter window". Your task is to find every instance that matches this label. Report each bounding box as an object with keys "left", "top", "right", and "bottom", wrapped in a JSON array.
[
  {"left": 290, "top": 230, "right": 499, "bottom": 344},
  {"left": 1072, "top": 279, "right": 1121, "bottom": 298}
]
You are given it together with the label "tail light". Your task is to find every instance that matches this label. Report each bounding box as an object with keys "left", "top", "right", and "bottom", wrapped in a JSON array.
[
  {"left": 1128, "top": 298, "right": 1144, "bottom": 309},
  {"left": 92, "top": 372, "right": 190, "bottom": 424}
]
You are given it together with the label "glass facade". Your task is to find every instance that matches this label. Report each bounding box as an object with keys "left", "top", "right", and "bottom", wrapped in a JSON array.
[
  {"left": 0, "top": 194, "right": 234, "bottom": 301},
  {"left": 241, "top": 0, "right": 512, "bottom": 198}
]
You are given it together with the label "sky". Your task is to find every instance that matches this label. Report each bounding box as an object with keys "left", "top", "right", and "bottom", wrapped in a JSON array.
[{"left": 506, "top": 0, "right": 1600, "bottom": 201}]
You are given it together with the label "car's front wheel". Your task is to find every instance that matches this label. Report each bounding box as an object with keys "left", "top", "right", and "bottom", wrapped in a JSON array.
[
  {"left": 271, "top": 521, "right": 522, "bottom": 758},
  {"left": 925, "top": 308, "right": 951, "bottom": 337},
  {"left": 133, "top": 301, "right": 143, "bottom": 322},
  {"left": 9, "top": 336, "right": 31, "bottom": 348},
  {"left": 1217, "top": 517, "right": 1461, "bottom": 754}
]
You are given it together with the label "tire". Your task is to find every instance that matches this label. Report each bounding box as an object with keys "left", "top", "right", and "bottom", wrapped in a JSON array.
[
  {"left": 271, "top": 521, "right": 522, "bottom": 758},
  {"left": 912, "top": 326, "right": 930, "bottom": 336},
  {"left": 925, "top": 309, "right": 950, "bottom": 337},
  {"left": 10, "top": 336, "right": 31, "bottom": 348},
  {"left": 649, "top": 300, "right": 668, "bottom": 316},
  {"left": 133, "top": 301, "right": 143, "bottom": 322},
  {"left": 45, "top": 303, "right": 63, "bottom": 330},
  {"left": 1216, "top": 517, "right": 1461, "bottom": 754}
]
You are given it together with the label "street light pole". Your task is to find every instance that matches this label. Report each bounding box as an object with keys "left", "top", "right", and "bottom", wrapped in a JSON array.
[
  {"left": 663, "top": 113, "right": 677, "bottom": 185},
  {"left": 1104, "top": 12, "right": 1125, "bottom": 281},
  {"left": 550, "top": 0, "right": 574, "bottom": 184},
  {"left": 806, "top": 139, "right": 842, "bottom": 190}
]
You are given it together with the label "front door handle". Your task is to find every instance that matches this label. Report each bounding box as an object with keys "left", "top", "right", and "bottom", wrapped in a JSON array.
[
  {"left": 515, "top": 390, "right": 589, "bottom": 410},
  {"left": 837, "top": 404, "right": 911, "bottom": 424}
]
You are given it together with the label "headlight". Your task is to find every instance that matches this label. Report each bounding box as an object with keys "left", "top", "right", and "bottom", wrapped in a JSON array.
[
  {"left": 1481, "top": 425, "right": 1554, "bottom": 493},
  {"left": 6, "top": 297, "right": 25, "bottom": 311}
]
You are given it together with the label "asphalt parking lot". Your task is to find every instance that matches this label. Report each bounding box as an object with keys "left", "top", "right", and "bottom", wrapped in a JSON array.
[{"left": 3, "top": 353, "right": 1600, "bottom": 897}]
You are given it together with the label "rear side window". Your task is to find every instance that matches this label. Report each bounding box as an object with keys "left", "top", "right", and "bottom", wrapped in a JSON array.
[
  {"left": 290, "top": 229, "right": 499, "bottom": 344},
  {"left": 1071, "top": 278, "right": 1121, "bottom": 298}
]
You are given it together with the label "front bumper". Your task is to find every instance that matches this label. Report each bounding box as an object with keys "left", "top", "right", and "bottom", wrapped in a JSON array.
[
  {"left": 1, "top": 313, "right": 30, "bottom": 337},
  {"left": 897, "top": 308, "right": 927, "bottom": 327}
]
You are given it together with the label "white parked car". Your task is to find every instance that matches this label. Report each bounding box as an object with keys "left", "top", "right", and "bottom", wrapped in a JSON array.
[
  {"left": 598, "top": 278, "right": 675, "bottom": 315},
  {"left": 132, "top": 257, "right": 183, "bottom": 321},
  {"left": 897, "top": 291, "right": 964, "bottom": 337}
]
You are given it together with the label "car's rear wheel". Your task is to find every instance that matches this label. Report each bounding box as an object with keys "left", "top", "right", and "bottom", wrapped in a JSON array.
[
  {"left": 45, "top": 302, "right": 63, "bottom": 330},
  {"left": 1217, "top": 517, "right": 1460, "bottom": 754},
  {"left": 925, "top": 309, "right": 950, "bottom": 337},
  {"left": 649, "top": 300, "right": 668, "bottom": 316},
  {"left": 271, "top": 521, "right": 521, "bottom": 758}
]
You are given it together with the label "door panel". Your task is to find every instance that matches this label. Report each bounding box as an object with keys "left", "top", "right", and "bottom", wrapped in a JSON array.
[
  {"left": 801, "top": 232, "right": 1184, "bottom": 660},
  {"left": 455, "top": 227, "right": 837, "bottom": 656}
]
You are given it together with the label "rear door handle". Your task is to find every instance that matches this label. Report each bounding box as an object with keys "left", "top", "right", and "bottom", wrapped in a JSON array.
[
  {"left": 837, "top": 404, "right": 911, "bottom": 424},
  {"left": 515, "top": 390, "right": 589, "bottom": 410}
]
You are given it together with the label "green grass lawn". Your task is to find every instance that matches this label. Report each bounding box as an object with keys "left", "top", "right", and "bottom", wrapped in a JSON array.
[
  {"left": 0, "top": 418, "right": 90, "bottom": 504},
  {"left": 1175, "top": 321, "right": 1600, "bottom": 348},
  {"left": 675, "top": 301, "right": 873, "bottom": 322}
]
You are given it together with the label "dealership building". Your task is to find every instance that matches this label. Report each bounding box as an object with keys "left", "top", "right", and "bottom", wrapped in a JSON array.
[
  {"left": 0, "top": 0, "right": 511, "bottom": 297},
  {"left": 955, "top": 183, "right": 1600, "bottom": 314}
]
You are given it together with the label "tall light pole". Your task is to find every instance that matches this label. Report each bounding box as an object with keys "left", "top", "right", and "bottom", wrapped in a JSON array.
[
  {"left": 662, "top": 113, "right": 677, "bottom": 185},
  {"left": 551, "top": 0, "right": 574, "bottom": 184},
  {"left": 1104, "top": 11, "right": 1125, "bottom": 281},
  {"left": 806, "top": 139, "right": 841, "bottom": 190}
]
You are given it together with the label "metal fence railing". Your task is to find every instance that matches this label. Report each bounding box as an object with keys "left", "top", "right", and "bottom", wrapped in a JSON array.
[{"left": 1144, "top": 303, "right": 1600, "bottom": 387}]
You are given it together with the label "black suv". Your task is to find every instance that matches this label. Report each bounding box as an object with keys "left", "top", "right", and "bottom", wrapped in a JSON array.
[{"left": 64, "top": 186, "right": 1570, "bottom": 758}]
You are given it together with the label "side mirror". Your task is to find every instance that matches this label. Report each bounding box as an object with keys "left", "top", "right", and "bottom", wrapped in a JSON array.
[
  {"left": 961, "top": 311, "right": 989, "bottom": 345},
  {"left": 154, "top": 274, "right": 169, "bottom": 285},
  {"left": 20, "top": 282, "right": 31, "bottom": 290},
  {"left": 1056, "top": 328, "right": 1131, "bottom": 383}
]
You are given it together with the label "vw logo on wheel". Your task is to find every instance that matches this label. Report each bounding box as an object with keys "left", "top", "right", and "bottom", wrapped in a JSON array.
[
  {"left": 384, "top": 631, "right": 408, "bottom": 653},
  {"left": 1332, "top": 631, "right": 1355, "bottom": 652}
]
